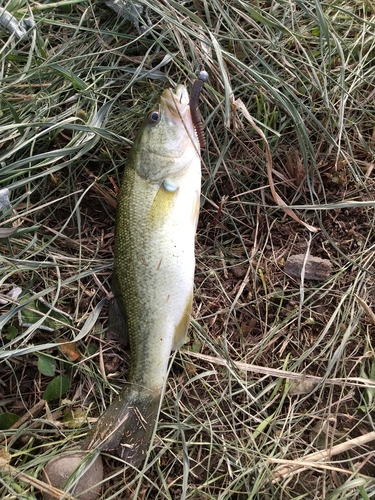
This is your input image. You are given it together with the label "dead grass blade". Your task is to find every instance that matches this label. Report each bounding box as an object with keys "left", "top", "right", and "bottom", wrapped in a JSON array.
[
  {"left": 232, "top": 97, "right": 320, "bottom": 232},
  {"left": 182, "top": 350, "right": 375, "bottom": 390}
]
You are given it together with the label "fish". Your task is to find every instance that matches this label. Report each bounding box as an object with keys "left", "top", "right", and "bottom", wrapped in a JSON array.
[{"left": 83, "top": 84, "right": 201, "bottom": 467}]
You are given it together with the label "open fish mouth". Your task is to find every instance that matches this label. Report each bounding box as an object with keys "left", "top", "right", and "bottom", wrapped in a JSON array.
[
  {"left": 174, "top": 84, "right": 189, "bottom": 105},
  {"left": 161, "top": 85, "right": 190, "bottom": 118}
]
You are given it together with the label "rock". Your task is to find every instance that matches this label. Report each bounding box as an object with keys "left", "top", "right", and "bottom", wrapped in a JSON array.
[
  {"left": 284, "top": 254, "right": 332, "bottom": 281},
  {"left": 42, "top": 451, "right": 103, "bottom": 500}
]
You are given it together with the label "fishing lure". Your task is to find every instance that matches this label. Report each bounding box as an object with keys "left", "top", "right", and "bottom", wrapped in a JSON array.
[{"left": 190, "top": 70, "right": 209, "bottom": 150}]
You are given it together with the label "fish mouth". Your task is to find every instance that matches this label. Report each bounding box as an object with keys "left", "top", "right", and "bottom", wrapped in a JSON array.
[
  {"left": 160, "top": 84, "right": 198, "bottom": 152},
  {"left": 174, "top": 84, "right": 190, "bottom": 105},
  {"left": 160, "top": 85, "right": 190, "bottom": 121}
]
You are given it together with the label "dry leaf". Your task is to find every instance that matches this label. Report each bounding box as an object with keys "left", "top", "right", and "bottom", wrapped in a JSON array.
[{"left": 56, "top": 338, "right": 81, "bottom": 362}]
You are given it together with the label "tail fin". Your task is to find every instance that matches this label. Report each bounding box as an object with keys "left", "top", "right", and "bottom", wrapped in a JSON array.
[{"left": 83, "top": 386, "right": 161, "bottom": 467}]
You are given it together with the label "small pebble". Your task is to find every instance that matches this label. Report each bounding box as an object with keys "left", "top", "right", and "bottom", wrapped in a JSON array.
[
  {"left": 42, "top": 451, "right": 103, "bottom": 500},
  {"left": 284, "top": 254, "right": 332, "bottom": 281}
]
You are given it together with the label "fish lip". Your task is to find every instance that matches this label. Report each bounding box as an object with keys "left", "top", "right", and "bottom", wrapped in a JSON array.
[
  {"left": 174, "top": 84, "right": 189, "bottom": 105},
  {"left": 160, "top": 85, "right": 190, "bottom": 120}
]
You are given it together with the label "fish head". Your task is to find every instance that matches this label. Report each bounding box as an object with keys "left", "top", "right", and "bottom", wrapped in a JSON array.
[{"left": 131, "top": 84, "right": 200, "bottom": 183}]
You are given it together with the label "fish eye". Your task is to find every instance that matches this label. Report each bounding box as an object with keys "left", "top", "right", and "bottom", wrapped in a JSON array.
[{"left": 148, "top": 110, "right": 160, "bottom": 124}]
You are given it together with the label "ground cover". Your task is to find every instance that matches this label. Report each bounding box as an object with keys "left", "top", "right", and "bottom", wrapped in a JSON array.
[{"left": 1, "top": 1, "right": 375, "bottom": 498}]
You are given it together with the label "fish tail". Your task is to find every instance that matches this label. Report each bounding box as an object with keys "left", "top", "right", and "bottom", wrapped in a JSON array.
[{"left": 82, "top": 386, "right": 161, "bottom": 467}]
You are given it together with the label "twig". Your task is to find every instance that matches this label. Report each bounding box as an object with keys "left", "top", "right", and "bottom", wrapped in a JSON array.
[{"left": 270, "top": 431, "right": 375, "bottom": 481}]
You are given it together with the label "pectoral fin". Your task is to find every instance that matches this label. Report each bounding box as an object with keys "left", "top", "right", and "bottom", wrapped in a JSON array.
[{"left": 147, "top": 180, "right": 179, "bottom": 225}]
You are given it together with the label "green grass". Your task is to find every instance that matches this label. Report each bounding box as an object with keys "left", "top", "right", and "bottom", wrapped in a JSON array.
[{"left": 1, "top": 0, "right": 375, "bottom": 498}]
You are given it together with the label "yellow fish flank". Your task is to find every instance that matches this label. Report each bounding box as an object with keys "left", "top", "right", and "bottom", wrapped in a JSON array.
[{"left": 84, "top": 84, "right": 201, "bottom": 466}]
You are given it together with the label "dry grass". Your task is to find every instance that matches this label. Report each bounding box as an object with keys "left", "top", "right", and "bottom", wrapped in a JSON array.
[{"left": 1, "top": 0, "right": 375, "bottom": 498}]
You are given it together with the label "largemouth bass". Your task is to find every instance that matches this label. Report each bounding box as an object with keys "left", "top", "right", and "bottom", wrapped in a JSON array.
[{"left": 83, "top": 84, "right": 201, "bottom": 467}]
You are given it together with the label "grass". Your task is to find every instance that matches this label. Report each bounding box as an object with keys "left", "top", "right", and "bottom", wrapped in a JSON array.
[{"left": 1, "top": 0, "right": 375, "bottom": 498}]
